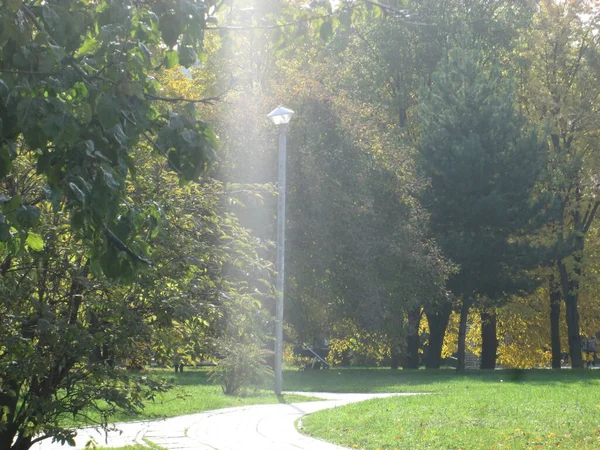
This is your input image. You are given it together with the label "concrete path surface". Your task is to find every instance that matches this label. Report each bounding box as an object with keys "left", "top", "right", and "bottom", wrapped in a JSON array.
[{"left": 36, "top": 392, "right": 415, "bottom": 450}]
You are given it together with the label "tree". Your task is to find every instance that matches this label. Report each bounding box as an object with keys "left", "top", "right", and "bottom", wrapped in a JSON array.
[
  {"left": 126, "top": 140, "right": 273, "bottom": 374},
  {"left": 0, "top": 151, "right": 165, "bottom": 450},
  {"left": 305, "top": 0, "right": 537, "bottom": 369},
  {"left": 0, "top": 1, "right": 292, "bottom": 444},
  {"left": 0, "top": 142, "right": 272, "bottom": 449},
  {"left": 517, "top": 0, "right": 600, "bottom": 368},
  {"left": 418, "top": 44, "right": 545, "bottom": 371},
  {"left": 1, "top": 2, "right": 221, "bottom": 447},
  {"left": 279, "top": 89, "right": 450, "bottom": 368},
  {"left": 0, "top": 0, "right": 218, "bottom": 280}
]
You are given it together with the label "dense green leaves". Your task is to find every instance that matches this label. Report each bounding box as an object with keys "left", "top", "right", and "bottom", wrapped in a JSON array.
[
  {"left": 418, "top": 44, "right": 547, "bottom": 369},
  {"left": 0, "top": 0, "right": 219, "bottom": 275},
  {"left": 0, "top": 1, "right": 273, "bottom": 448},
  {"left": 3, "top": 5, "right": 600, "bottom": 450},
  {"left": 0, "top": 146, "right": 272, "bottom": 449}
]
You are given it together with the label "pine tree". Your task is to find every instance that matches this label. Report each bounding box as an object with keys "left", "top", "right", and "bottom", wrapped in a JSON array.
[{"left": 418, "top": 45, "right": 545, "bottom": 370}]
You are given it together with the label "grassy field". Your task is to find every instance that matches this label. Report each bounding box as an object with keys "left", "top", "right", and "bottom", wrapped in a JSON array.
[
  {"left": 103, "top": 447, "right": 151, "bottom": 450},
  {"left": 296, "top": 369, "right": 600, "bottom": 449},
  {"left": 104, "top": 444, "right": 165, "bottom": 450},
  {"left": 71, "top": 368, "right": 314, "bottom": 426},
  {"left": 104, "top": 446, "right": 163, "bottom": 450},
  {"left": 72, "top": 368, "right": 600, "bottom": 449}
]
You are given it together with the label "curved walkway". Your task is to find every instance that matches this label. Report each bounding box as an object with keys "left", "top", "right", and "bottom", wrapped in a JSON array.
[{"left": 39, "top": 392, "right": 415, "bottom": 450}]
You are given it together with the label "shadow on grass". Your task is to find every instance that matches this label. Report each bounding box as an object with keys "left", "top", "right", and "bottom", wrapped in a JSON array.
[
  {"left": 140, "top": 368, "right": 214, "bottom": 386},
  {"left": 134, "top": 366, "right": 599, "bottom": 393},
  {"left": 278, "top": 367, "right": 600, "bottom": 393}
]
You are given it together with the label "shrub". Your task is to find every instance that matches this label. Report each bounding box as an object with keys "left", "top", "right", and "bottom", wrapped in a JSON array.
[{"left": 209, "top": 340, "right": 273, "bottom": 396}]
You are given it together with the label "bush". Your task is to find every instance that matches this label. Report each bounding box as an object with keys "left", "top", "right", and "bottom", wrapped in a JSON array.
[{"left": 209, "top": 340, "right": 273, "bottom": 396}]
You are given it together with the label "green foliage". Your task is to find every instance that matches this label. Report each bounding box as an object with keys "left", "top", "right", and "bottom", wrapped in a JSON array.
[
  {"left": 517, "top": 0, "right": 600, "bottom": 368},
  {"left": 418, "top": 44, "right": 545, "bottom": 301},
  {"left": 209, "top": 340, "right": 274, "bottom": 396},
  {"left": 0, "top": 132, "right": 271, "bottom": 450},
  {"left": 262, "top": 0, "right": 539, "bottom": 368},
  {"left": 269, "top": 27, "right": 454, "bottom": 357},
  {"left": 110, "top": 140, "right": 274, "bottom": 382},
  {"left": 0, "top": 0, "right": 219, "bottom": 279},
  {"left": 101, "top": 446, "right": 162, "bottom": 450},
  {"left": 300, "top": 369, "right": 600, "bottom": 449},
  {"left": 64, "top": 369, "right": 314, "bottom": 426},
  {"left": 0, "top": 1, "right": 285, "bottom": 446}
]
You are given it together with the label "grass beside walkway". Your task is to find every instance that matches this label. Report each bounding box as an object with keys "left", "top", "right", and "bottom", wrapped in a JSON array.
[
  {"left": 104, "top": 446, "right": 163, "bottom": 450},
  {"left": 70, "top": 368, "right": 315, "bottom": 426},
  {"left": 297, "top": 369, "right": 600, "bottom": 449}
]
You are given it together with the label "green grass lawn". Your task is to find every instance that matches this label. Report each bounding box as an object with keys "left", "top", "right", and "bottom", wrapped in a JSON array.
[
  {"left": 103, "top": 446, "right": 163, "bottom": 450},
  {"left": 71, "top": 367, "right": 600, "bottom": 449},
  {"left": 296, "top": 369, "right": 600, "bottom": 449},
  {"left": 103, "top": 444, "right": 165, "bottom": 450},
  {"left": 71, "top": 368, "right": 314, "bottom": 426},
  {"left": 102, "top": 447, "right": 151, "bottom": 450}
]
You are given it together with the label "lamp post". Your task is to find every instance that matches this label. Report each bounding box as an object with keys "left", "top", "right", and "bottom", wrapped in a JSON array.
[{"left": 268, "top": 105, "right": 294, "bottom": 395}]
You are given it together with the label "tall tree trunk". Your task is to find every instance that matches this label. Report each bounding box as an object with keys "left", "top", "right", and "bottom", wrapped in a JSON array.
[
  {"left": 457, "top": 299, "right": 470, "bottom": 372},
  {"left": 480, "top": 310, "right": 497, "bottom": 369},
  {"left": 558, "top": 259, "right": 583, "bottom": 368},
  {"left": 554, "top": 190, "right": 596, "bottom": 368},
  {"left": 564, "top": 293, "right": 582, "bottom": 368},
  {"left": 402, "top": 307, "right": 421, "bottom": 369},
  {"left": 549, "top": 273, "right": 562, "bottom": 369},
  {"left": 424, "top": 302, "right": 452, "bottom": 369}
]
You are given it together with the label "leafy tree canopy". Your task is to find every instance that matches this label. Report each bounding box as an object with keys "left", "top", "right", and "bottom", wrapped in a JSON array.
[
  {"left": 418, "top": 44, "right": 546, "bottom": 301},
  {"left": 0, "top": 0, "right": 218, "bottom": 280}
]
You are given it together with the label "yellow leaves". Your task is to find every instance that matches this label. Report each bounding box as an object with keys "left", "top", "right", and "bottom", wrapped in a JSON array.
[
  {"left": 419, "top": 313, "right": 430, "bottom": 335},
  {"left": 442, "top": 311, "right": 459, "bottom": 358},
  {"left": 438, "top": 277, "right": 600, "bottom": 368},
  {"left": 327, "top": 319, "right": 392, "bottom": 365}
]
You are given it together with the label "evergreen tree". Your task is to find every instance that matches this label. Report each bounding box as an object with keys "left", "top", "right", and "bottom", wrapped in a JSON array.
[{"left": 418, "top": 44, "right": 545, "bottom": 370}]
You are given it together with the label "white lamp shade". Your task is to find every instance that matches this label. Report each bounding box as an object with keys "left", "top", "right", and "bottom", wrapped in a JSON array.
[{"left": 268, "top": 106, "right": 295, "bottom": 125}]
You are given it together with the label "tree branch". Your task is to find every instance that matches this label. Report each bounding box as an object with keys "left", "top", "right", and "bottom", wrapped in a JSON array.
[
  {"left": 20, "top": 4, "right": 92, "bottom": 85},
  {"left": 104, "top": 228, "right": 151, "bottom": 266},
  {"left": 144, "top": 92, "right": 226, "bottom": 105},
  {"left": 121, "top": 112, "right": 183, "bottom": 176},
  {"left": 0, "top": 69, "right": 59, "bottom": 76},
  {"left": 205, "top": 0, "right": 432, "bottom": 33},
  {"left": 140, "top": 130, "right": 183, "bottom": 176},
  {"left": 582, "top": 200, "right": 600, "bottom": 234},
  {"left": 205, "top": 12, "right": 335, "bottom": 31},
  {"left": 364, "top": 0, "right": 435, "bottom": 26}
]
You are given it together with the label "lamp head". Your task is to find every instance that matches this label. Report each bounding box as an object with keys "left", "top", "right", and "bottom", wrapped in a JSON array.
[{"left": 268, "top": 106, "right": 295, "bottom": 125}]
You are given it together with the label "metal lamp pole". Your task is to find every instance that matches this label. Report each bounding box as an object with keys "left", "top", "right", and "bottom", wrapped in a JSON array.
[{"left": 268, "top": 106, "right": 294, "bottom": 396}]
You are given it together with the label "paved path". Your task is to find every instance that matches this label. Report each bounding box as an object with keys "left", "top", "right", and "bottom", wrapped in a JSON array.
[{"left": 37, "top": 392, "right": 415, "bottom": 450}]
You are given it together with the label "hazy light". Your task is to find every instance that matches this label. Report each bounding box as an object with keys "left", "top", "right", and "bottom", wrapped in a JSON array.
[{"left": 268, "top": 106, "right": 295, "bottom": 125}]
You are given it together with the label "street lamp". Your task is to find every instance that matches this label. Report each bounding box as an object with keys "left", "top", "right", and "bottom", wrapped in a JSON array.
[{"left": 268, "top": 105, "right": 294, "bottom": 395}]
